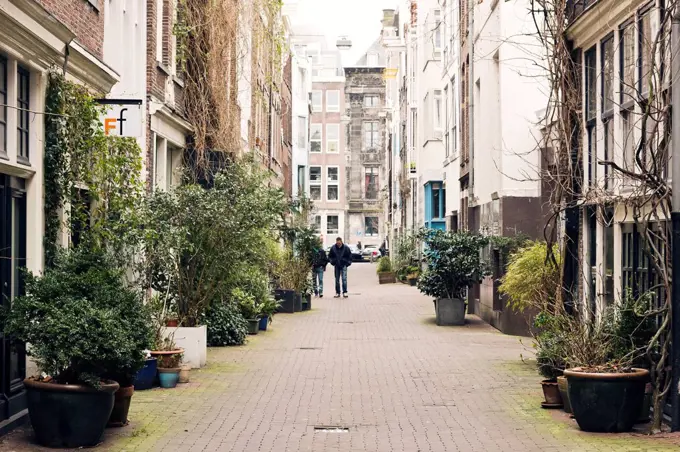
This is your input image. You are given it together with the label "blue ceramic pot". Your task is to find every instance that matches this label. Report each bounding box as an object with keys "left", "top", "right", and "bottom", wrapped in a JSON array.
[
  {"left": 133, "top": 358, "right": 157, "bottom": 390},
  {"left": 259, "top": 316, "right": 269, "bottom": 331},
  {"left": 158, "top": 368, "right": 180, "bottom": 389}
]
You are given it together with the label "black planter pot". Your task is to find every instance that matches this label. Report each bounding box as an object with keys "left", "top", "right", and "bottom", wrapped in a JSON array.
[
  {"left": 294, "top": 293, "right": 303, "bottom": 312},
  {"left": 107, "top": 385, "right": 134, "bottom": 428},
  {"left": 24, "top": 378, "right": 119, "bottom": 448},
  {"left": 565, "top": 368, "right": 649, "bottom": 432},
  {"left": 274, "top": 289, "right": 295, "bottom": 313}
]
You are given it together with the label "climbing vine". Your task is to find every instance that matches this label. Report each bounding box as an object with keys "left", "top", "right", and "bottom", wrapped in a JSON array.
[{"left": 43, "top": 71, "right": 144, "bottom": 267}]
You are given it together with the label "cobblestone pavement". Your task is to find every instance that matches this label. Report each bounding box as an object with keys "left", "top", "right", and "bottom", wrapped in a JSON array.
[{"left": 3, "top": 264, "right": 680, "bottom": 451}]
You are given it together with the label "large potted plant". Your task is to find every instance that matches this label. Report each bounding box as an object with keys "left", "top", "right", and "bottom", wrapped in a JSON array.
[
  {"left": 532, "top": 313, "right": 565, "bottom": 408},
  {"left": 258, "top": 295, "right": 280, "bottom": 331},
  {"left": 202, "top": 301, "right": 249, "bottom": 346},
  {"left": 417, "top": 230, "right": 489, "bottom": 326},
  {"left": 4, "top": 249, "right": 150, "bottom": 448},
  {"left": 235, "top": 289, "right": 263, "bottom": 335},
  {"left": 155, "top": 336, "right": 184, "bottom": 389},
  {"left": 376, "top": 257, "right": 396, "bottom": 284}
]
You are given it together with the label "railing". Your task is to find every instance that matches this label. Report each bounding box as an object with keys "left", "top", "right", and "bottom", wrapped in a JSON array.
[{"left": 567, "top": 0, "right": 598, "bottom": 23}]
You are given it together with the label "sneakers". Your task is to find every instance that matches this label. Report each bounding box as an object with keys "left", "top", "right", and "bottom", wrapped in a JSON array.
[
  {"left": 343, "top": 293, "right": 348, "bottom": 298},
  {"left": 319, "top": 294, "right": 323, "bottom": 298},
  {"left": 334, "top": 294, "right": 340, "bottom": 298}
]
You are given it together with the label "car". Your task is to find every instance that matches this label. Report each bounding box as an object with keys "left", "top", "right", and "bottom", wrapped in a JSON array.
[
  {"left": 327, "top": 244, "right": 364, "bottom": 262},
  {"left": 361, "top": 246, "right": 380, "bottom": 262}
]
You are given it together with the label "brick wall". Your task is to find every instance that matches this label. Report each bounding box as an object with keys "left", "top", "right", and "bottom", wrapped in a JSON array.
[{"left": 38, "top": 0, "right": 104, "bottom": 58}]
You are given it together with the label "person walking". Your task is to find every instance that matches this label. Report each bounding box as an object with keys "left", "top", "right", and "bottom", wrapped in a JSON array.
[
  {"left": 328, "top": 236, "right": 352, "bottom": 298},
  {"left": 311, "top": 242, "right": 329, "bottom": 298}
]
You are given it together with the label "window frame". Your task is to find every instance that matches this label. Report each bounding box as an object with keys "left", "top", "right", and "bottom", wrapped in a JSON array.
[
  {"left": 364, "top": 216, "right": 379, "bottom": 237},
  {"left": 363, "top": 121, "right": 379, "bottom": 150},
  {"left": 311, "top": 90, "right": 323, "bottom": 112},
  {"left": 638, "top": 4, "right": 654, "bottom": 98},
  {"left": 310, "top": 123, "right": 322, "bottom": 153},
  {"left": 326, "top": 124, "right": 339, "bottom": 153},
  {"left": 601, "top": 33, "right": 615, "bottom": 117},
  {"left": 326, "top": 165, "right": 339, "bottom": 202},
  {"left": 297, "top": 116, "right": 306, "bottom": 148},
  {"left": 619, "top": 18, "right": 636, "bottom": 109},
  {"left": 17, "top": 66, "right": 30, "bottom": 164},
  {"left": 309, "top": 165, "right": 322, "bottom": 201},
  {"left": 326, "top": 90, "right": 340, "bottom": 112},
  {"left": 364, "top": 167, "right": 379, "bottom": 200},
  {"left": 434, "top": 9, "right": 442, "bottom": 52},
  {"left": 0, "top": 56, "right": 6, "bottom": 159},
  {"left": 326, "top": 215, "right": 339, "bottom": 235},
  {"left": 364, "top": 95, "right": 379, "bottom": 107}
]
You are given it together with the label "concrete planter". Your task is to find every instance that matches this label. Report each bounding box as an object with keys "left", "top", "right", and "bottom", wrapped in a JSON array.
[
  {"left": 435, "top": 298, "right": 466, "bottom": 326},
  {"left": 163, "top": 325, "right": 207, "bottom": 369}
]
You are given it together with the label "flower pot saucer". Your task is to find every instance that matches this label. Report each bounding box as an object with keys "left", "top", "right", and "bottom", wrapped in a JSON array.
[{"left": 541, "top": 402, "right": 563, "bottom": 409}]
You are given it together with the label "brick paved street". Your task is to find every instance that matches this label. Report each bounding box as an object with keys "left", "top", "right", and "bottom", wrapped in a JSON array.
[{"left": 3, "top": 264, "right": 680, "bottom": 452}]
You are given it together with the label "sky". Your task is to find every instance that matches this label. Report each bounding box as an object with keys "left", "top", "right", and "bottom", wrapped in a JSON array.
[{"left": 289, "top": 0, "right": 400, "bottom": 64}]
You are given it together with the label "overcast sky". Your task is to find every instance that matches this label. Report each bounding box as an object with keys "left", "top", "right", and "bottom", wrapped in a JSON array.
[{"left": 290, "top": 0, "right": 400, "bottom": 64}]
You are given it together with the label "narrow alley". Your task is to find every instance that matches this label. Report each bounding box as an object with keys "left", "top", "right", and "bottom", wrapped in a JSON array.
[{"left": 3, "top": 265, "right": 678, "bottom": 452}]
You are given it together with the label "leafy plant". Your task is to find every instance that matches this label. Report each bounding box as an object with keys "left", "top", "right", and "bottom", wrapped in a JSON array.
[
  {"left": 376, "top": 256, "right": 393, "bottom": 273},
  {"left": 416, "top": 230, "right": 489, "bottom": 299},
  {"left": 498, "top": 241, "right": 561, "bottom": 312},
  {"left": 4, "top": 248, "right": 152, "bottom": 388},
  {"left": 257, "top": 295, "right": 280, "bottom": 321},
  {"left": 533, "top": 312, "right": 566, "bottom": 380},
  {"left": 202, "top": 301, "right": 249, "bottom": 346},
  {"left": 233, "top": 289, "right": 262, "bottom": 320}
]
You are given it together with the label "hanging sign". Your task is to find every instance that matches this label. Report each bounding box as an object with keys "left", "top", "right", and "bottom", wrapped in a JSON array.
[{"left": 96, "top": 99, "right": 143, "bottom": 138}]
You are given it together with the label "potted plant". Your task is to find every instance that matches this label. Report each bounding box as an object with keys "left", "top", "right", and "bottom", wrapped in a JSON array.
[
  {"left": 532, "top": 313, "right": 564, "bottom": 409},
  {"left": 376, "top": 256, "right": 396, "bottom": 284},
  {"left": 409, "top": 161, "right": 416, "bottom": 173},
  {"left": 4, "top": 249, "right": 150, "bottom": 448},
  {"left": 258, "top": 295, "right": 280, "bottom": 331},
  {"left": 133, "top": 350, "right": 157, "bottom": 391},
  {"left": 155, "top": 336, "right": 184, "bottom": 388},
  {"left": 235, "top": 289, "right": 262, "bottom": 335},
  {"left": 406, "top": 266, "right": 420, "bottom": 286},
  {"left": 201, "top": 301, "right": 249, "bottom": 346},
  {"left": 417, "top": 230, "right": 489, "bottom": 326}
]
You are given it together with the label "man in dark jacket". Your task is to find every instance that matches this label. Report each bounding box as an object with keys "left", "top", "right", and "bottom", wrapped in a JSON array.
[
  {"left": 311, "top": 243, "right": 329, "bottom": 298},
  {"left": 328, "top": 236, "right": 352, "bottom": 298}
]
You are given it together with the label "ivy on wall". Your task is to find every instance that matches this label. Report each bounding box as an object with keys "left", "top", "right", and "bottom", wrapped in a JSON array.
[{"left": 43, "top": 71, "right": 144, "bottom": 267}]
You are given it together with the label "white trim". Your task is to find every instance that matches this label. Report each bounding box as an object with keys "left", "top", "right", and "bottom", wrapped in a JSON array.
[
  {"left": 325, "top": 123, "right": 339, "bottom": 153},
  {"left": 311, "top": 89, "right": 322, "bottom": 112},
  {"left": 326, "top": 89, "right": 340, "bottom": 112}
]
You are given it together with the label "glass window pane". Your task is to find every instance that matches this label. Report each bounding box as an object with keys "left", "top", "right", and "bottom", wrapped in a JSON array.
[
  {"left": 602, "top": 37, "right": 614, "bottom": 112},
  {"left": 327, "top": 185, "right": 338, "bottom": 201},
  {"left": 310, "top": 185, "right": 321, "bottom": 201},
  {"left": 310, "top": 166, "right": 321, "bottom": 181},
  {"left": 621, "top": 23, "right": 635, "bottom": 103},
  {"left": 327, "top": 167, "right": 338, "bottom": 182},
  {"left": 585, "top": 48, "right": 596, "bottom": 121}
]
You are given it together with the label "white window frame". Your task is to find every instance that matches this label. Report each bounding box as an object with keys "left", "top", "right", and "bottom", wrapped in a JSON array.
[
  {"left": 326, "top": 124, "right": 339, "bottom": 153},
  {"left": 326, "top": 90, "right": 340, "bottom": 112},
  {"left": 310, "top": 123, "right": 322, "bottom": 153},
  {"left": 364, "top": 95, "right": 379, "bottom": 107},
  {"left": 297, "top": 116, "right": 306, "bottom": 148},
  {"left": 434, "top": 89, "right": 443, "bottom": 136},
  {"left": 326, "top": 165, "right": 339, "bottom": 202},
  {"left": 364, "top": 121, "right": 379, "bottom": 150},
  {"left": 434, "top": 10, "right": 442, "bottom": 52},
  {"left": 312, "top": 90, "right": 322, "bottom": 112},
  {"left": 326, "top": 215, "right": 339, "bottom": 235},
  {"left": 309, "top": 165, "right": 322, "bottom": 201}
]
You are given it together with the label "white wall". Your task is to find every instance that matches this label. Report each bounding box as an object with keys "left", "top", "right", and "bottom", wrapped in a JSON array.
[{"left": 291, "top": 49, "right": 311, "bottom": 198}]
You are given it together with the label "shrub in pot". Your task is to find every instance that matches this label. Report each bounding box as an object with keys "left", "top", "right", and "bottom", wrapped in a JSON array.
[
  {"left": 4, "top": 249, "right": 151, "bottom": 447},
  {"left": 257, "top": 295, "right": 280, "bottom": 331},
  {"left": 417, "top": 230, "right": 489, "bottom": 326},
  {"left": 155, "top": 336, "right": 184, "bottom": 389},
  {"left": 202, "top": 301, "right": 249, "bottom": 346},
  {"left": 235, "top": 289, "right": 262, "bottom": 335},
  {"left": 376, "top": 257, "right": 396, "bottom": 284},
  {"left": 532, "top": 313, "right": 565, "bottom": 408}
]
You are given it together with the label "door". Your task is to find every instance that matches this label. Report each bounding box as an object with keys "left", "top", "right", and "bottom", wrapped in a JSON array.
[{"left": 0, "top": 174, "right": 27, "bottom": 425}]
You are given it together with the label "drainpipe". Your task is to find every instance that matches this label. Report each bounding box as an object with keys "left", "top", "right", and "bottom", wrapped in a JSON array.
[
  {"left": 468, "top": 0, "right": 475, "bottom": 200},
  {"left": 671, "top": 5, "right": 680, "bottom": 432}
]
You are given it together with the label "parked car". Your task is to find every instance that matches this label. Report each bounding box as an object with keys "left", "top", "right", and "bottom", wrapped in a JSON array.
[
  {"left": 327, "top": 245, "right": 364, "bottom": 262},
  {"left": 362, "top": 246, "right": 380, "bottom": 262}
]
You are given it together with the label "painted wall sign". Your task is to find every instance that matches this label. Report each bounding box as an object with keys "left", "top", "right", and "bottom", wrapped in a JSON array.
[{"left": 96, "top": 99, "right": 143, "bottom": 138}]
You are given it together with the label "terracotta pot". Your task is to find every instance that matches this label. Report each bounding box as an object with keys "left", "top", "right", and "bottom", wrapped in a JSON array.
[
  {"left": 165, "top": 319, "right": 178, "bottom": 327},
  {"left": 378, "top": 272, "right": 396, "bottom": 284},
  {"left": 107, "top": 385, "right": 134, "bottom": 428},
  {"left": 556, "top": 376, "right": 571, "bottom": 413},
  {"left": 179, "top": 365, "right": 191, "bottom": 384},
  {"left": 541, "top": 379, "right": 563, "bottom": 405}
]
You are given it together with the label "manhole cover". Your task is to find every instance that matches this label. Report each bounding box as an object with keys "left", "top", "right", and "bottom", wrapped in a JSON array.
[
  {"left": 297, "top": 347, "right": 322, "bottom": 350},
  {"left": 314, "top": 426, "right": 349, "bottom": 433}
]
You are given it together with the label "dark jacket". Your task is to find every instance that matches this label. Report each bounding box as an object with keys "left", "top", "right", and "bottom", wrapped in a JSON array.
[
  {"left": 329, "top": 244, "right": 352, "bottom": 268},
  {"left": 312, "top": 248, "right": 329, "bottom": 270}
]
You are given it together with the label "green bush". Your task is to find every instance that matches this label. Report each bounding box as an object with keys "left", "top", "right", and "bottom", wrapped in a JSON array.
[
  {"left": 376, "top": 256, "right": 393, "bottom": 273},
  {"left": 498, "top": 241, "right": 561, "bottom": 312},
  {"left": 5, "top": 248, "right": 152, "bottom": 387},
  {"left": 233, "top": 288, "right": 261, "bottom": 320},
  {"left": 417, "top": 230, "right": 489, "bottom": 299},
  {"left": 202, "top": 302, "right": 248, "bottom": 346}
]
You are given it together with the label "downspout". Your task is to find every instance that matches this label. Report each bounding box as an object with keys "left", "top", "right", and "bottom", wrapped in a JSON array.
[{"left": 670, "top": 4, "right": 680, "bottom": 432}]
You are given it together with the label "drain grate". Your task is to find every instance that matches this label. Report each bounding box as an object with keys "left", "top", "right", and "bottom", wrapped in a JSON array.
[
  {"left": 337, "top": 321, "right": 354, "bottom": 324},
  {"left": 314, "top": 426, "right": 349, "bottom": 433},
  {"left": 297, "top": 347, "right": 322, "bottom": 350}
]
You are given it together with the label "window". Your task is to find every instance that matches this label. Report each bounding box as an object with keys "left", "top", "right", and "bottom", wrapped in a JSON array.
[
  {"left": 450, "top": 78, "right": 457, "bottom": 157},
  {"left": 365, "top": 217, "right": 379, "bottom": 237},
  {"left": 310, "top": 124, "right": 321, "bottom": 153},
  {"left": 622, "top": 109, "right": 635, "bottom": 174},
  {"left": 364, "top": 121, "right": 379, "bottom": 149},
  {"left": 434, "top": 10, "right": 442, "bottom": 51},
  {"left": 604, "top": 118, "right": 613, "bottom": 189},
  {"left": 639, "top": 8, "right": 652, "bottom": 94},
  {"left": 584, "top": 47, "right": 596, "bottom": 123},
  {"left": 620, "top": 21, "right": 635, "bottom": 104},
  {"left": 326, "top": 215, "right": 339, "bottom": 235},
  {"left": 310, "top": 166, "right": 321, "bottom": 201},
  {"left": 601, "top": 35, "right": 614, "bottom": 114},
  {"left": 312, "top": 90, "right": 322, "bottom": 112},
  {"left": 297, "top": 165, "right": 306, "bottom": 194},
  {"left": 444, "top": 86, "right": 450, "bottom": 157},
  {"left": 326, "top": 90, "right": 340, "bottom": 112},
  {"left": 313, "top": 215, "right": 321, "bottom": 232},
  {"left": 0, "top": 57, "right": 6, "bottom": 157},
  {"left": 367, "top": 52, "right": 378, "bottom": 67},
  {"left": 364, "top": 95, "right": 379, "bottom": 107},
  {"left": 297, "top": 116, "right": 306, "bottom": 147},
  {"left": 17, "top": 67, "right": 29, "bottom": 162},
  {"left": 434, "top": 89, "right": 442, "bottom": 131},
  {"left": 327, "top": 166, "right": 339, "bottom": 201},
  {"left": 326, "top": 124, "right": 339, "bottom": 153},
  {"left": 156, "top": 0, "right": 164, "bottom": 62},
  {"left": 298, "top": 68, "right": 307, "bottom": 102},
  {"left": 365, "top": 167, "right": 378, "bottom": 199},
  {"left": 587, "top": 125, "right": 596, "bottom": 187},
  {"left": 432, "top": 183, "right": 441, "bottom": 218}
]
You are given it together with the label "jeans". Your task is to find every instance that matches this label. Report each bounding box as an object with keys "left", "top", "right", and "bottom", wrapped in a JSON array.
[
  {"left": 312, "top": 267, "right": 324, "bottom": 295},
  {"left": 334, "top": 266, "right": 348, "bottom": 295}
]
